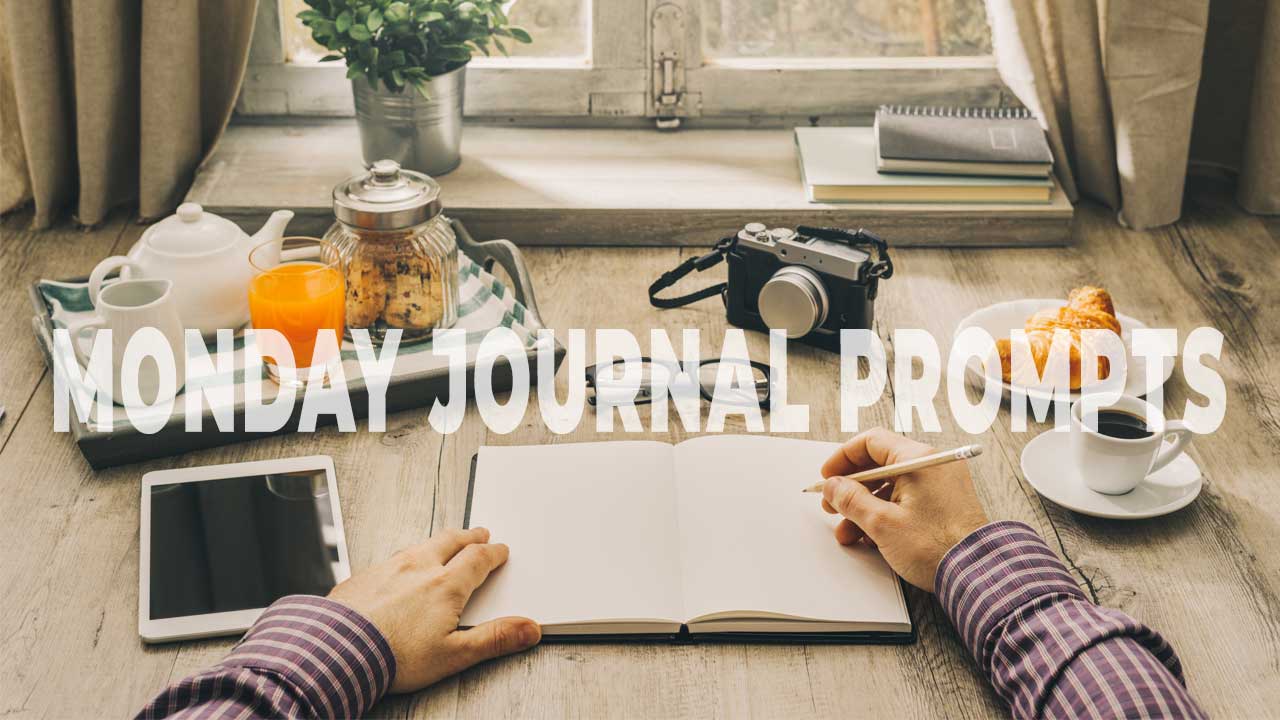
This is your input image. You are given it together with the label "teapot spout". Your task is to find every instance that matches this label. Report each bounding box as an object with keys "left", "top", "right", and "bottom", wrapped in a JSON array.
[{"left": 247, "top": 209, "right": 295, "bottom": 266}]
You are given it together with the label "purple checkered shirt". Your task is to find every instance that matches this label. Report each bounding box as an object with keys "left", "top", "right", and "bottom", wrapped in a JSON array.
[
  {"left": 138, "top": 521, "right": 1204, "bottom": 719},
  {"left": 136, "top": 595, "right": 394, "bottom": 719},
  {"left": 937, "top": 522, "right": 1205, "bottom": 718}
]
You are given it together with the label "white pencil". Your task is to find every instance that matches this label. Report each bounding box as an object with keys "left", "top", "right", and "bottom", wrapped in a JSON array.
[{"left": 801, "top": 443, "right": 983, "bottom": 493}]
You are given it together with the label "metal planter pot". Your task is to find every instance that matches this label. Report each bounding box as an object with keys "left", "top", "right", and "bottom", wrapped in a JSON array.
[{"left": 352, "top": 64, "right": 466, "bottom": 176}]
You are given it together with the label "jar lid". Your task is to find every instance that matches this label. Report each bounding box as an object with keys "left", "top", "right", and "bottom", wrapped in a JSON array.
[{"left": 333, "top": 159, "right": 444, "bottom": 230}]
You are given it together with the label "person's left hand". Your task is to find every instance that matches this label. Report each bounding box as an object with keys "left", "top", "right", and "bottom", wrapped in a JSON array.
[{"left": 327, "top": 527, "right": 541, "bottom": 693}]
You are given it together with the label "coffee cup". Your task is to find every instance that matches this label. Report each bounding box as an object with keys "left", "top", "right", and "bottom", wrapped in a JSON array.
[
  {"left": 65, "top": 278, "right": 186, "bottom": 406},
  {"left": 1069, "top": 394, "right": 1194, "bottom": 495}
]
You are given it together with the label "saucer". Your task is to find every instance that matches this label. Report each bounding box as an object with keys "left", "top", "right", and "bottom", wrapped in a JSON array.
[
  {"left": 1019, "top": 430, "right": 1203, "bottom": 520},
  {"left": 954, "top": 298, "right": 1175, "bottom": 403}
]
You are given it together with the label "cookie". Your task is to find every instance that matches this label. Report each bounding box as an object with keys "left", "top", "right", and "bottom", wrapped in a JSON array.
[
  {"left": 344, "top": 253, "right": 388, "bottom": 328},
  {"left": 383, "top": 255, "right": 444, "bottom": 329}
]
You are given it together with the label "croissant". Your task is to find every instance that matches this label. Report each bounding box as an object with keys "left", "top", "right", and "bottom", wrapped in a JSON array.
[{"left": 995, "top": 286, "right": 1122, "bottom": 390}]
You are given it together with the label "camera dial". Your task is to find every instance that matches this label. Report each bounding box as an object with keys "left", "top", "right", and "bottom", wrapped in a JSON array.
[{"left": 758, "top": 266, "right": 830, "bottom": 338}]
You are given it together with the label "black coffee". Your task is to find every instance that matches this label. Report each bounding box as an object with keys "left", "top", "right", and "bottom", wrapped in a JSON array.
[{"left": 1095, "top": 410, "right": 1154, "bottom": 439}]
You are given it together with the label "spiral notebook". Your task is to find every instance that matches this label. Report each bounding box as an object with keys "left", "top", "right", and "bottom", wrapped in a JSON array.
[
  {"left": 459, "top": 437, "right": 914, "bottom": 643},
  {"left": 874, "top": 105, "right": 1053, "bottom": 177}
]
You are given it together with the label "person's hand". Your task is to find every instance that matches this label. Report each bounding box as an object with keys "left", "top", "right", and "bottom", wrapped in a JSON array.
[
  {"left": 820, "top": 427, "right": 990, "bottom": 592},
  {"left": 327, "top": 527, "right": 540, "bottom": 693}
]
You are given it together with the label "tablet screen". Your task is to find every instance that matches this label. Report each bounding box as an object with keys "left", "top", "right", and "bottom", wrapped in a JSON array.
[{"left": 148, "top": 470, "right": 342, "bottom": 620}]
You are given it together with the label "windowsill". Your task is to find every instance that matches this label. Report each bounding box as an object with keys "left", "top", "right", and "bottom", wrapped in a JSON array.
[{"left": 186, "top": 120, "right": 1073, "bottom": 246}]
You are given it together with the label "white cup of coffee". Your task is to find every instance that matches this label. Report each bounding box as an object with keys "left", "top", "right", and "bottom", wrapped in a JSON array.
[
  {"left": 65, "top": 278, "right": 186, "bottom": 406},
  {"left": 1069, "top": 394, "right": 1194, "bottom": 495}
]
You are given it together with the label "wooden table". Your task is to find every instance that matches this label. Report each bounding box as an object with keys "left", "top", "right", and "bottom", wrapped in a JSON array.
[{"left": 2, "top": 178, "right": 1278, "bottom": 718}]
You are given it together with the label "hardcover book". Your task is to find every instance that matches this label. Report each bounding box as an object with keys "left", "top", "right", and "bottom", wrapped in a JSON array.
[{"left": 795, "top": 126, "right": 1054, "bottom": 203}]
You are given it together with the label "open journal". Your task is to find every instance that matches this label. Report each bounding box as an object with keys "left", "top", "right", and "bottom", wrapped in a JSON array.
[{"left": 460, "top": 436, "right": 914, "bottom": 642}]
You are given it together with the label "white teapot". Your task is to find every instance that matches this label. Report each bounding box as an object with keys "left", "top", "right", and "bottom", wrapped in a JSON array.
[{"left": 88, "top": 203, "right": 294, "bottom": 338}]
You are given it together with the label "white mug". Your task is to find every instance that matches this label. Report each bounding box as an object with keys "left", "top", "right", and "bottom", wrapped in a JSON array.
[
  {"left": 1070, "top": 394, "right": 1195, "bottom": 495},
  {"left": 65, "top": 279, "right": 186, "bottom": 406}
]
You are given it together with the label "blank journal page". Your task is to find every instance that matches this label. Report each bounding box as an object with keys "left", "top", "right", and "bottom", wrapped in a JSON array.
[
  {"left": 460, "top": 442, "right": 686, "bottom": 628},
  {"left": 673, "top": 436, "right": 909, "bottom": 626}
]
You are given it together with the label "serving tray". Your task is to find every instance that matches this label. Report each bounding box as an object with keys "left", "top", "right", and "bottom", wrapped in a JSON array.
[{"left": 28, "top": 220, "right": 564, "bottom": 469}]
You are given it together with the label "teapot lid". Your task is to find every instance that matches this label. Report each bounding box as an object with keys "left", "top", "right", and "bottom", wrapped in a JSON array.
[
  {"left": 145, "top": 203, "right": 242, "bottom": 255},
  {"left": 333, "top": 160, "right": 443, "bottom": 231}
]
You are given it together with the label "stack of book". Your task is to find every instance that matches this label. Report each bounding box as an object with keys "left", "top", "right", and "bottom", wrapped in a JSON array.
[{"left": 794, "top": 106, "right": 1055, "bottom": 204}]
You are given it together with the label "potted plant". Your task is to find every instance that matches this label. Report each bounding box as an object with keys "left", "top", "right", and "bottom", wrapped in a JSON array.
[{"left": 298, "top": 0, "right": 531, "bottom": 176}]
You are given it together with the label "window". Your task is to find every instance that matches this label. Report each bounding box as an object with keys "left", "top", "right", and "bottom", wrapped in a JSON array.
[
  {"left": 240, "top": 0, "right": 1002, "bottom": 123},
  {"left": 701, "top": 0, "right": 991, "bottom": 58}
]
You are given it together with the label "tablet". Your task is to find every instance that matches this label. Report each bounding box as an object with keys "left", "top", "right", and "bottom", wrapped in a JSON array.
[{"left": 139, "top": 456, "right": 351, "bottom": 643}]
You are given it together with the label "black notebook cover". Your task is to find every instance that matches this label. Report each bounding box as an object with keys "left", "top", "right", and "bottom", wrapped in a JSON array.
[
  {"left": 876, "top": 106, "right": 1053, "bottom": 165},
  {"left": 463, "top": 454, "right": 916, "bottom": 645}
]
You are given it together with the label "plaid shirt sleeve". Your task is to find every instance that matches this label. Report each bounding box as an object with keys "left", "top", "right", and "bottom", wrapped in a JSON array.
[
  {"left": 135, "top": 595, "right": 396, "bottom": 720},
  {"left": 937, "top": 521, "right": 1207, "bottom": 719}
]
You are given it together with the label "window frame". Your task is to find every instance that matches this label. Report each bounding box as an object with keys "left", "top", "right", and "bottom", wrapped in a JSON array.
[{"left": 238, "top": 0, "right": 1007, "bottom": 122}]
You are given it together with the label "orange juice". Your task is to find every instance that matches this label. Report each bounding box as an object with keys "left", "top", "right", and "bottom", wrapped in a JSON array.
[{"left": 248, "top": 262, "right": 345, "bottom": 369}]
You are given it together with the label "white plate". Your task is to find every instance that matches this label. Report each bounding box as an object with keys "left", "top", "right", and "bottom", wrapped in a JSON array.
[
  {"left": 1020, "top": 430, "right": 1202, "bottom": 520},
  {"left": 953, "top": 298, "right": 1175, "bottom": 402}
]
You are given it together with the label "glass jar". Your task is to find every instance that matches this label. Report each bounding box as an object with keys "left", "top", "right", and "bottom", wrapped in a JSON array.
[{"left": 324, "top": 160, "right": 459, "bottom": 345}]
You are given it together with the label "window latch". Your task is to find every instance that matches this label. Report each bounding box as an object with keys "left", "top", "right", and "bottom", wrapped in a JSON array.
[{"left": 651, "top": 3, "right": 698, "bottom": 130}]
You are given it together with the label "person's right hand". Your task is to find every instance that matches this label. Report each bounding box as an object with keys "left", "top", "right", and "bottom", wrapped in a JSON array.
[
  {"left": 820, "top": 427, "right": 990, "bottom": 592},
  {"left": 327, "top": 527, "right": 541, "bottom": 693}
]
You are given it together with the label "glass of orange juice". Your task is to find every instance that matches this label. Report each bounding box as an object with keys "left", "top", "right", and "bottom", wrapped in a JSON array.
[{"left": 248, "top": 237, "right": 346, "bottom": 387}]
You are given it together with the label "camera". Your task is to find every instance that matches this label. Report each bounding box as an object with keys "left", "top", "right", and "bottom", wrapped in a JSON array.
[{"left": 724, "top": 223, "right": 893, "bottom": 352}]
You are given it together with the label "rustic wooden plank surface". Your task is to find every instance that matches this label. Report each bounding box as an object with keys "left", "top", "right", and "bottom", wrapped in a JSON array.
[
  {"left": 0, "top": 178, "right": 1277, "bottom": 718},
  {"left": 0, "top": 213, "right": 138, "bottom": 450},
  {"left": 187, "top": 123, "right": 1074, "bottom": 247}
]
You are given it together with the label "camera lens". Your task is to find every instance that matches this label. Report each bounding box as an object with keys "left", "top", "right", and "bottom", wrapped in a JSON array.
[{"left": 758, "top": 267, "right": 829, "bottom": 338}]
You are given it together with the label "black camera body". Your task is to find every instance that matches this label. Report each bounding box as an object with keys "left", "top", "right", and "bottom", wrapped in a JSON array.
[{"left": 724, "top": 224, "right": 893, "bottom": 353}]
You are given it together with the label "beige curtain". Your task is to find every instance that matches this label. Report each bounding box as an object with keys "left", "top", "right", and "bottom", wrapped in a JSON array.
[
  {"left": 985, "top": 0, "right": 1280, "bottom": 229},
  {"left": 0, "top": 0, "right": 258, "bottom": 229}
]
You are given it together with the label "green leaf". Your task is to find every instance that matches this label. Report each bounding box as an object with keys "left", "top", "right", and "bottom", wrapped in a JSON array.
[
  {"left": 437, "top": 44, "right": 471, "bottom": 61},
  {"left": 391, "top": 69, "right": 404, "bottom": 87},
  {"left": 367, "top": 8, "right": 384, "bottom": 31},
  {"left": 319, "top": 53, "right": 344, "bottom": 62},
  {"left": 297, "top": 9, "right": 325, "bottom": 24},
  {"left": 493, "top": 35, "right": 507, "bottom": 55},
  {"left": 348, "top": 23, "right": 372, "bottom": 41},
  {"left": 414, "top": 80, "right": 432, "bottom": 99},
  {"left": 385, "top": 2, "right": 410, "bottom": 24},
  {"left": 335, "top": 9, "right": 353, "bottom": 31},
  {"left": 346, "top": 63, "right": 365, "bottom": 79},
  {"left": 508, "top": 26, "right": 531, "bottom": 43},
  {"left": 416, "top": 10, "right": 444, "bottom": 22}
]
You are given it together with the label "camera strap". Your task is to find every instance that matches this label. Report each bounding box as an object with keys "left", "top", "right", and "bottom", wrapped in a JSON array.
[
  {"left": 648, "top": 235, "right": 735, "bottom": 309},
  {"left": 794, "top": 225, "right": 894, "bottom": 298}
]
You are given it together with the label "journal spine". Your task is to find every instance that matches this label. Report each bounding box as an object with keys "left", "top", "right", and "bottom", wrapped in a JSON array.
[{"left": 877, "top": 105, "right": 1036, "bottom": 120}]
